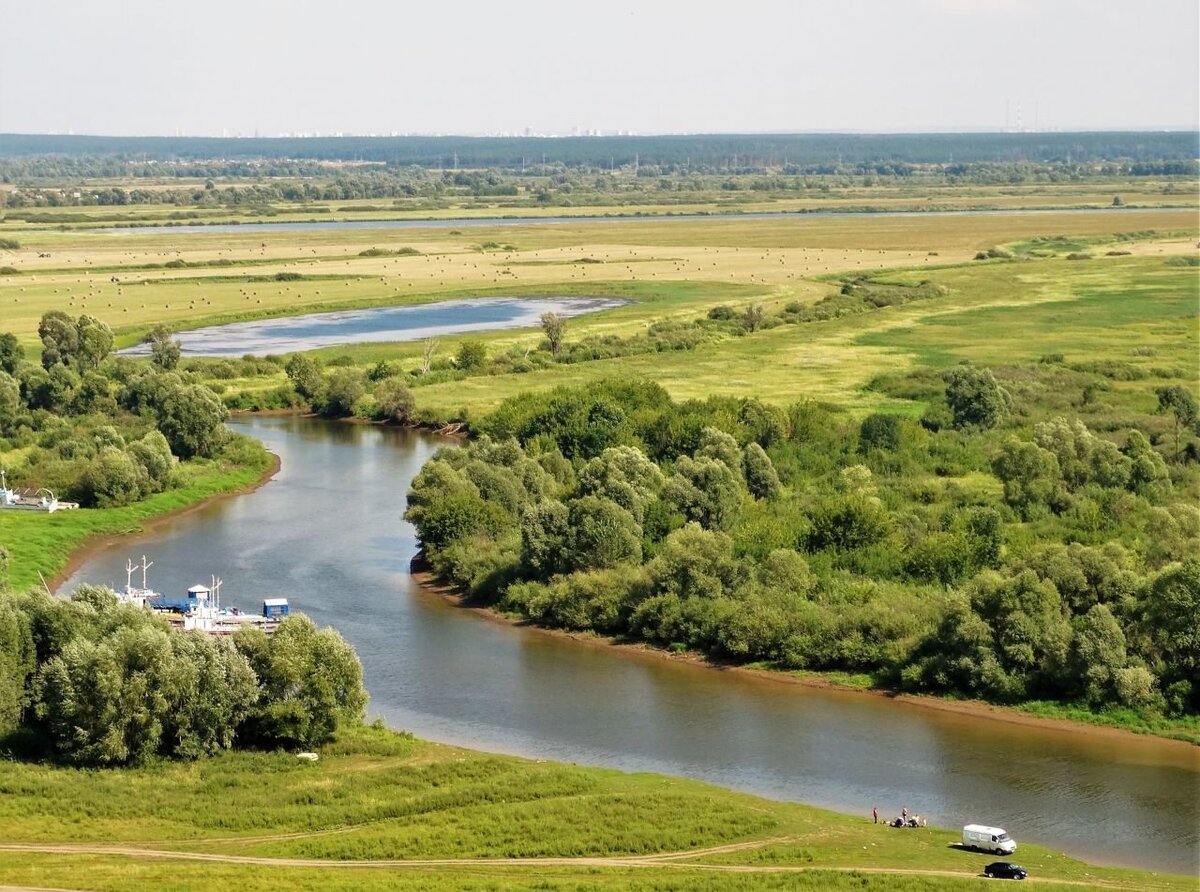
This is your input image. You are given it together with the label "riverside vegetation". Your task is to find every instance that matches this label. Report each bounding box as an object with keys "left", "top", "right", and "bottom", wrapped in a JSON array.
[
  {"left": 3, "top": 196, "right": 1197, "bottom": 738},
  {"left": 0, "top": 145, "right": 1196, "bottom": 887},
  {"left": 0, "top": 314, "right": 274, "bottom": 593}
]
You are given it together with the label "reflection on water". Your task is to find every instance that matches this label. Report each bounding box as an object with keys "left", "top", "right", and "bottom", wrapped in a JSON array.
[
  {"left": 60, "top": 416, "right": 1200, "bottom": 875},
  {"left": 118, "top": 296, "right": 626, "bottom": 357}
]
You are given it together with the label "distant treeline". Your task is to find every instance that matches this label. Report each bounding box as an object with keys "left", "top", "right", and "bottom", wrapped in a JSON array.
[{"left": 1, "top": 131, "right": 1196, "bottom": 171}]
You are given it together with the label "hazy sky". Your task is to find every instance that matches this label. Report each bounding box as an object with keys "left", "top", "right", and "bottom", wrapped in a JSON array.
[{"left": 2, "top": 0, "right": 1196, "bottom": 136}]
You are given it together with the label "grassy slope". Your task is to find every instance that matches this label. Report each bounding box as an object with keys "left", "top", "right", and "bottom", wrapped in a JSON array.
[{"left": 0, "top": 724, "right": 1187, "bottom": 891}]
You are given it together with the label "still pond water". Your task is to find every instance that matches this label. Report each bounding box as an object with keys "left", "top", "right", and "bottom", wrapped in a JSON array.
[
  {"left": 118, "top": 296, "right": 626, "bottom": 357},
  {"left": 60, "top": 417, "right": 1200, "bottom": 875}
]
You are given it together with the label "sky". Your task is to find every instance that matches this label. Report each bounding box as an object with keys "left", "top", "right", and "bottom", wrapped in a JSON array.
[{"left": 1, "top": 0, "right": 1197, "bottom": 137}]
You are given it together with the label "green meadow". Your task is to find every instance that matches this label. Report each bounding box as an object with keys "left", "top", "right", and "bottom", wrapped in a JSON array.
[{"left": 0, "top": 724, "right": 1187, "bottom": 891}]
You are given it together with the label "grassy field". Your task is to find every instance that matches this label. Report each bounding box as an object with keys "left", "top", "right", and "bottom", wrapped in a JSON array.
[
  {"left": 0, "top": 723, "right": 1188, "bottom": 891},
  {"left": 1, "top": 208, "right": 1194, "bottom": 347}
]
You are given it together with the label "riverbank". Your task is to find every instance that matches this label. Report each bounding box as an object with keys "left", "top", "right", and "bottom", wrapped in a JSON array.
[
  {"left": 411, "top": 565, "right": 1200, "bottom": 750},
  {"left": 0, "top": 722, "right": 1189, "bottom": 891},
  {"left": 2, "top": 438, "right": 279, "bottom": 595}
]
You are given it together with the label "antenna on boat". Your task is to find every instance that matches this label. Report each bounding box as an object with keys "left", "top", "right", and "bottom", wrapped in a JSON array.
[
  {"left": 211, "top": 575, "right": 222, "bottom": 612},
  {"left": 126, "top": 557, "right": 135, "bottom": 591},
  {"left": 140, "top": 555, "right": 153, "bottom": 590}
]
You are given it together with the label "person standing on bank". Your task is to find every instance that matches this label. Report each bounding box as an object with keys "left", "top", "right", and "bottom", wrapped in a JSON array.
[{"left": 873, "top": 807, "right": 878, "bottom": 824}]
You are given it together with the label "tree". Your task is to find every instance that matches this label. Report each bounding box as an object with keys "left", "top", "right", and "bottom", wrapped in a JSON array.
[
  {"left": 321, "top": 368, "right": 365, "bottom": 417},
  {"left": 162, "top": 633, "right": 258, "bottom": 758},
  {"left": 858, "top": 413, "right": 903, "bottom": 453},
  {"left": 420, "top": 337, "right": 438, "bottom": 374},
  {"left": 1033, "top": 417, "right": 1131, "bottom": 491},
  {"left": 35, "top": 624, "right": 176, "bottom": 765},
  {"left": 742, "top": 442, "right": 781, "bottom": 499},
  {"left": 1123, "top": 430, "right": 1170, "bottom": 493},
  {"left": 455, "top": 339, "right": 487, "bottom": 372},
  {"left": 1070, "top": 604, "right": 1128, "bottom": 706},
  {"left": 144, "top": 325, "right": 182, "bottom": 371},
  {"left": 75, "top": 315, "right": 114, "bottom": 372},
  {"left": 576, "top": 446, "right": 664, "bottom": 523},
  {"left": 1155, "top": 385, "right": 1198, "bottom": 457},
  {"left": 644, "top": 523, "right": 744, "bottom": 601},
  {"left": 284, "top": 354, "right": 323, "bottom": 403},
  {"left": 0, "top": 332, "right": 23, "bottom": 374},
  {"left": 566, "top": 496, "right": 642, "bottom": 571},
  {"left": 37, "top": 311, "right": 79, "bottom": 370},
  {"left": 540, "top": 312, "right": 566, "bottom": 357},
  {"left": 661, "top": 456, "right": 744, "bottom": 531},
  {"left": 373, "top": 377, "right": 414, "bottom": 422},
  {"left": 943, "top": 366, "right": 1011, "bottom": 430},
  {"left": 128, "top": 430, "right": 176, "bottom": 492},
  {"left": 156, "top": 383, "right": 228, "bottom": 458},
  {"left": 741, "top": 303, "right": 766, "bottom": 332},
  {"left": 520, "top": 500, "right": 571, "bottom": 576},
  {"left": 695, "top": 427, "right": 742, "bottom": 474},
  {"left": 234, "top": 615, "right": 366, "bottom": 749},
  {"left": 0, "top": 371, "right": 21, "bottom": 434},
  {"left": 806, "top": 493, "right": 891, "bottom": 551},
  {"left": 1135, "top": 559, "right": 1200, "bottom": 713},
  {"left": 993, "top": 439, "right": 1061, "bottom": 520},
  {"left": 78, "top": 447, "right": 148, "bottom": 507},
  {"left": 0, "top": 596, "right": 35, "bottom": 735}
]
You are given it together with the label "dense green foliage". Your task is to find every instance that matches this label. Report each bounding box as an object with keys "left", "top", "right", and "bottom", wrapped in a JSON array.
[
  {"left": 1, "top": 315, "right": 236, "bottom": 507},
  {"left": 0, "top": 587, "right": 365, "bottom": 764},
  {"left": 406, "top": 375, "right": 1200, "bottom": 721}
]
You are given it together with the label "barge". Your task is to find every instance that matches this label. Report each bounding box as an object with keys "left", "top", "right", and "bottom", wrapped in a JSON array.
[{"left": 120, "top": 555, "right": 288, "bottom": 634}]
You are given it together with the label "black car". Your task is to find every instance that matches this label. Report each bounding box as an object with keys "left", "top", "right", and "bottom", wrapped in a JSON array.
[{"left": 983, "top": 861, "right": 1028, "bottom": 880}]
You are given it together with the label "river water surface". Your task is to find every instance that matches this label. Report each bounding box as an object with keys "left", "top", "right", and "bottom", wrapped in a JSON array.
[{"left": 60, "top": 417, "right": 1200, "bottom": 875}]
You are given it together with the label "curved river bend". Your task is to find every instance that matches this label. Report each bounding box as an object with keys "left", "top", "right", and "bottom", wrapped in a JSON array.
[{"left": 61, "top": 417, "right": 1199, "bottom": 876}]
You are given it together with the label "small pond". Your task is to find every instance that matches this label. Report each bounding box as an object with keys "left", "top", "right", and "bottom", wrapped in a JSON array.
[{"left": 119, "top": 296, "right": 627, "bottom": 357}]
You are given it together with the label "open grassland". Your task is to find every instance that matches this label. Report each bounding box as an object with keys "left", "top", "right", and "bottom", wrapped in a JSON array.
[
  {"left": 379, "top": 253, "right": 1200, "bottom": 418},
  {"left": 0, "top": 724, "right": 1187, "bottom": 892},
  {"left": 3, "top": 207, "right": 1192, "bottom": 421},
  {"left": 0, "top": 208, "right": 1193, "bottom": 349}
]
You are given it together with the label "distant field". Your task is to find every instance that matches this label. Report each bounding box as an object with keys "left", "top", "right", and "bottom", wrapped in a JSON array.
[
  {"left": 370, "top": 253, "right": 1199, "bottom": 418},
  {"left": 0, "top": 207, "right": 1194, "bottom": 351},
  {"left": 0, "top": 724, "right": 1186, "bottom": 892}
]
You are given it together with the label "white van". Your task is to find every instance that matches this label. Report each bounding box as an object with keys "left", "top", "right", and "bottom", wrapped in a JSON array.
[{"left": 962, "top": 824, "right": 1017, "bottom": 855}]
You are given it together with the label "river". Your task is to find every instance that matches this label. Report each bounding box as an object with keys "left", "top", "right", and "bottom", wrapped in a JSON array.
[{"left": 59, "top": 416, "right": 1200, "bottom": 876}]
